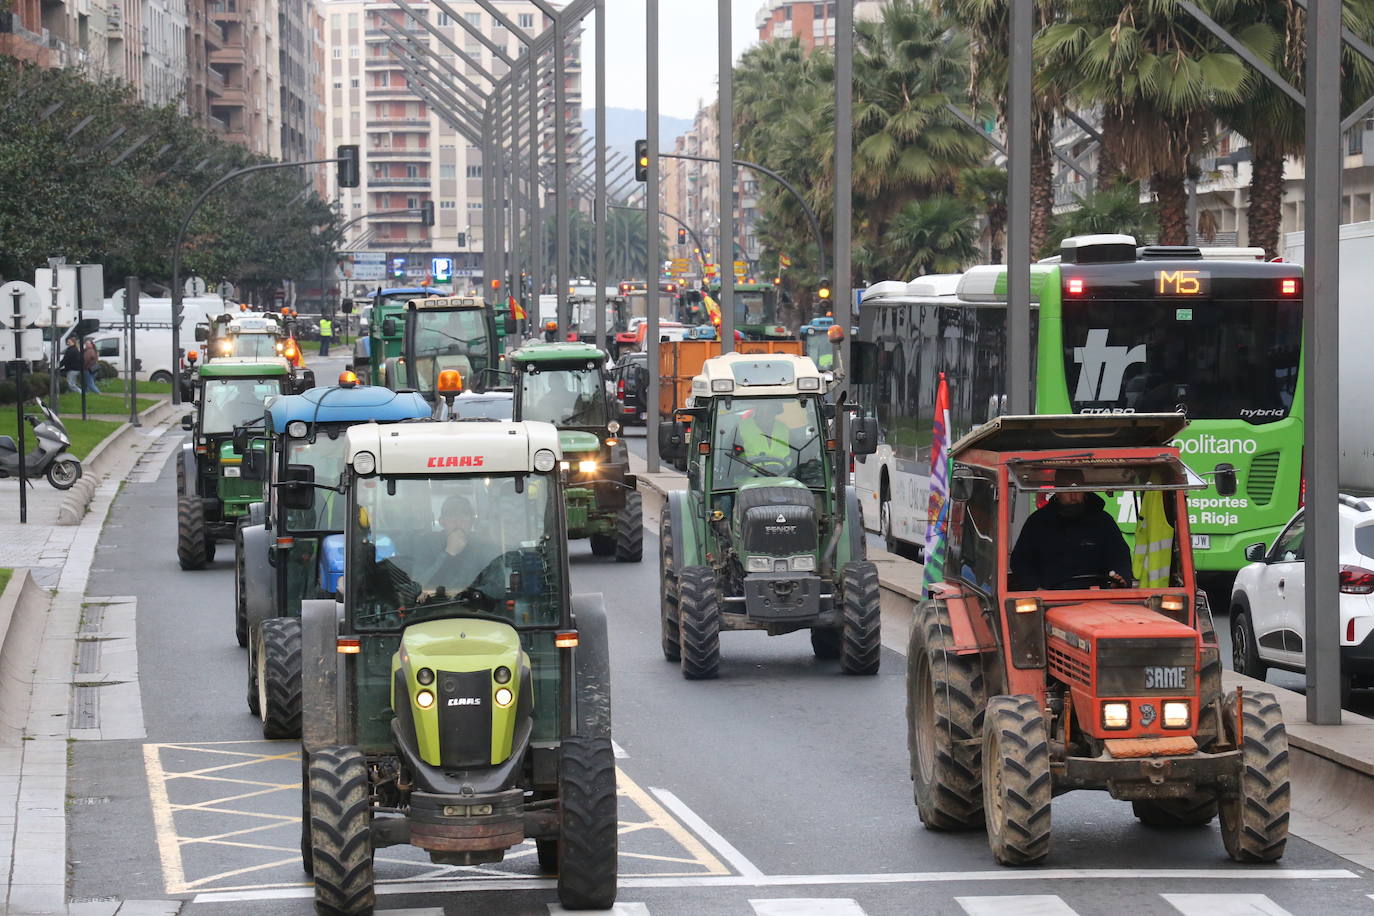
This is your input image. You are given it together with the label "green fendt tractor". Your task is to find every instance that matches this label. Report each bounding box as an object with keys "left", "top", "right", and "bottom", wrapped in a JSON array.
[
  {"left": 294, "top": 415, "right": 617, "bottom": 914},
  {"left": 176, "top": 358, "right": 292, "bottom": 570},
  {"left": 509, "top": 341, "right": 643, "bottom": 562},
  {"left": 378, "top": 294, "right": 505, "bottom": 398},
  {"left": 658, "top": 352, "right": 881, "bottom": 678}
]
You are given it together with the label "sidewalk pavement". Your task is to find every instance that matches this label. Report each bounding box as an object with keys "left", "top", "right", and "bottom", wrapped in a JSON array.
[{"left": 0, "top": 408, "right": 179, "bottom": 915}]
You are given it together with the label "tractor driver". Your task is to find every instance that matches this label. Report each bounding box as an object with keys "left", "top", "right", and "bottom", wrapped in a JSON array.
[
  {"left": 1010, "top": 468, "right": 1133, "bottom": 590},
  {"left": 733, "top": 400, "right": 797, "bottom": 477}
]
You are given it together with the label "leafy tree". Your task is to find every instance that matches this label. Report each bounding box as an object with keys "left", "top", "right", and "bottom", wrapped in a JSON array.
[
  {"left": 1043, "top": 181, "right": 1158, "bottom": 253},
  {"left": 958, "top": 166, "right": 1008, "bottom": 262},
  {"left": 879, "top": 195, "right": 982, "bottom": 280}
]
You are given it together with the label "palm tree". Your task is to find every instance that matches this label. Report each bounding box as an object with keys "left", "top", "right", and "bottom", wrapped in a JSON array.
[
  {"left": 1044, "top": 181, "right": 1158, "bottom": 253},
  {"left": 883, "top": 195, "right": 982, "bottom": 279},
  {"left": 958, "top": 166, "right": 1008, "bottom": 262}
]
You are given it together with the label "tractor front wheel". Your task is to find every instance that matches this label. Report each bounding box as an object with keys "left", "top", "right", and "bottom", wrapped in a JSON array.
[
  {"left": 839, "top": 561, "right": 881, "bottom": 675},
  {"left": 257, "top": 618, "right": 303, "bottom": 739},
  {"left": 810, "top": 627, "right": 841, "bottom": 659},
  {"left": 308, "top": 746, "right": 374, "bottom": 914},
  {"left": 589, "top": 534, "right": 616, "bottom": 556},
  {"left": 982, "top": 694, "right": 1052, "bottom": 866},
  {"left": 536, "top": 838, "right": 559, "bottom": 873},
  {"left": 678, "top": 566, "right": 720, "bottom": 680},
  {"left": 299, "top": 749, "right": 313, "bottom": 875},
  {"left": 177, "top": 497, "right": 208, "bottom": 571},
  {"left": 245, "top": 632, "right": 261, "bottom": 716},
  {"left": 1219, "top": 689, "right": 1290, "bottom": 862},
  {"left": 659, "top": 513, "right": 680, "bottom": 662},
  {"left": 615, "top": 492, "right": 643, "bottom": 563},
  {"left": 556, "top": 735, "right": 618, "bottom": 909},
  {"left": 1132, "top": 796, "right": 1218, "bottom": 828},
  {"left": 908, "top": 599, "right": 986, "bottom": 830}
]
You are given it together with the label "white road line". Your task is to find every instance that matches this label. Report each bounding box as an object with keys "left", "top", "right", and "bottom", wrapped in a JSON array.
[
  {"left": 549, "top": 904, "right": 650, "bottom": 915},
  {"left": 189, "top": 868, "right": 1360, "bottom": 903},
  {"left": 956, "top": 896, "right": 1078, "bottom": 916},
  {"left": 647, "top": 787, "right": 765, "bottom": 878},
  {"left": 612, "top": 739, "right": 629, "bottom": 759},
  {"left": 378, "top": 909, "right": 445, "bottom": 916},
  {"left": 750, "top": 898, "right": 866, "bottom": 916},
  {"left": 1162, "top": 894, "right": 1293, "bottom": 916}
]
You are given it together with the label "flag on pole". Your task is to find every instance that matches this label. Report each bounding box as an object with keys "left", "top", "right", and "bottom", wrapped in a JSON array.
[
  {"left": 701, "top": 291, "right": 723, "bottom": 327},
  {"left": 508, "top": 294, "right": 527, "bottom": 321},
  {"left": 922, "top": 372, "right": 952, "bottom": 592},
  {"left": 779, "top": 253, "right": 792, "bottom": 268}
]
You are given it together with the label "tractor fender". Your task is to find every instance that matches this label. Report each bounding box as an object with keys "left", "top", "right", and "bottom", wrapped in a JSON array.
[
  {"left": 300, "top": 598, "right": 345, "bottom": 751},
  {"left": 245, "top": 501, "right": 266, "bottom": 528},
  {"left": 665, "top": 489, "right": 704, "bottom": 570},
  {"left": 570, "top": 593, "right": 612, "bottom": 741},
  {"left": 838, "top": 485, "right": 866, "bottom": 565},
  {"left": 240, "top": 524, "right": 274, "bottom": 636},
  {"left": 179, "top": 442, "right": 198, "bottom": 498}
]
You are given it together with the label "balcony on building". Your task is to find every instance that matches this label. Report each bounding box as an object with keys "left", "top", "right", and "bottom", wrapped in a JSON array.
[
  {"left": 368, "top": 145, "right": 430, "bottom": 159},
  {"left": 209, "top": 0, "right": 240, "bottom": 21}
]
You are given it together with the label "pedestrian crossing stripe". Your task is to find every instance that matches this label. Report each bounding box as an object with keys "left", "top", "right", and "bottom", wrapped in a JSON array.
[{"left": 556, "top": 896, "right": 1310, "bottom": 916}]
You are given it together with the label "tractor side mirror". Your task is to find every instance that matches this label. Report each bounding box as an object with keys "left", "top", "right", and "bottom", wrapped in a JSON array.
[
  {"left": 281, "top": 463, "right": 315, "bottom": 511},
  {"left": 382, "top": 317, "right": 397, "bottom": 337},
  {"left": 659, "top": 420, "right": 688, "bottom": 460},
  {"left": 503, "top": 316, "right": 516, "bottom": 334},
  {"left": 241, "top": 448, "right": 266, "bottom": 481},
  {"left": 822, "top": 403, "right": 837, "bottom": 421},
  {"left": 181, "top": 413, "right": 194, "bottom": 432},
  {"left": 1244, "top": 542, "right": 1268, "bottom": 563},
  {"left": 850, "top": 416, "right": 879, "bottom": 456},
  {"left": 1213, "top": 463, "right": 1238, "bottom": 497},
  {"left": 194, "top": 325, "right": 208, "bottom": 342},
  {"left": 296, "top": 369, "right": 316, "bottom": 393},
  {"left": 949, "top": 474, "right": 975, "bottom": 503},
  {"left": 232, "top": 426, "right": 251, "bottom": 455}
]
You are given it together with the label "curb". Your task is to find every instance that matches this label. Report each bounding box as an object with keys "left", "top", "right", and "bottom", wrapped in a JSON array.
[
  {"left": 57, "top": 398, "right": 174, "bottom": 526},
  {"left": 0, "top": 571, "right": 48, "bottom": 745}
]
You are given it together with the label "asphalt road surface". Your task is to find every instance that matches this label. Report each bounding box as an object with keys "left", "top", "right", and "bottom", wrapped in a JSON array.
[{"left": 64, "top": 423, "right": 1374, "bottom": 915}]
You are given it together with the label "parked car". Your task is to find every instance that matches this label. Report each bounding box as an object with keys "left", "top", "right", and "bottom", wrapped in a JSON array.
[
  {"left": 610, "top": 351, "right": 649, "bottom": 425},
  {"left": 1230, "top": 494, "right": 1374, "bottom": 700}
]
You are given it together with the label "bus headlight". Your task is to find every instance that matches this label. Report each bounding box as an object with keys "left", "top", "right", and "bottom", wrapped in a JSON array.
[
  {"left": 1163, "top": 702, "right": 1190, "bottom": 729},
  {"left": 1102, "top": 702, "right": 1130, "bottom": 730},
  {"left": 745, "top": 556, "right": 772, "bottom": 573}
]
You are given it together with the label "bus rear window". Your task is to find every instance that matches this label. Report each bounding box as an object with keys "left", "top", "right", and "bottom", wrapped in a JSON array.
[{"left": 1062, "top": 299, "right": 1300, "bottom": 423}]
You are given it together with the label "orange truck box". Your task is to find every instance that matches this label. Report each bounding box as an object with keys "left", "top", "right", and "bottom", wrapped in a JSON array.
[{"left": 657, "top": 339, "right": 803, "bottom": 420}]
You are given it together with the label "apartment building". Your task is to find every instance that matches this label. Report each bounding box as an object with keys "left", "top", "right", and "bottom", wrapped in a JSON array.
[
  {"left": 754, "top": 0, "right": 885, "bottom": 52},
  {"left": 323, "top": 0, "right": 582, "bottom": 293}
]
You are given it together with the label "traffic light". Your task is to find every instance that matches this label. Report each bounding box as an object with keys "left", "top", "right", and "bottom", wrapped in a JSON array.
[
  {"left": 456, "top": 231, "right": 467, "bottom": 247},
  {"left": 337, "top": 144, "right": 360, "bottom": 188},
  {"left": 634, "top": 139, "right": 648, "bottom": 181},
  {"left": 817, "top": 277, "right": 832, "bottom": 301},
  {"left": 420, "top": 200, "right": 435, "bottom": 226},
  {"left": 677, "top": 228, "right": 687, "bottom": 245}
]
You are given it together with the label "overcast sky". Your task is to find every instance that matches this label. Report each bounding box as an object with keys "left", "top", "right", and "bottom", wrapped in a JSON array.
[{"left": 580, "top": 0, "right": 765, "bottom": 120}]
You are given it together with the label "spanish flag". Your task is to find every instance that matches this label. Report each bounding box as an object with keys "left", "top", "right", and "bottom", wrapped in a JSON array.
[
  {"left": 701, "top": 291, "right": 722, "bottom": 326},
  {"left": 508, "top": 294, "right": 527, "bottom": 321}
]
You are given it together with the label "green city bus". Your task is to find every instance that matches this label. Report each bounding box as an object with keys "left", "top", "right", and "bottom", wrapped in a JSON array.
[{"left": 851, "top": 235, "right": 1304, "bottom": 577}]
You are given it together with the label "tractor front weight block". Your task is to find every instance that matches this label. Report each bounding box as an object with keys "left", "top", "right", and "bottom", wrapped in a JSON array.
[
  {"left": 1058, "top": 748, "right": 1242, "bottom": 801},
  {"left": 742, "top": 572, "right": 823, "bottom": 621},
  {"left": 408, "top": 788, "right": 525, "bottom": 863}
]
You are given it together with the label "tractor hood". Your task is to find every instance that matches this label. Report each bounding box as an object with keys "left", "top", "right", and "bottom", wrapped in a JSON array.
[
  {"left": 559, "top": 429, "right": 602, "bottom": 456},
  {"left": 731, "top": 477, "right": 818, "bottom": 558}
]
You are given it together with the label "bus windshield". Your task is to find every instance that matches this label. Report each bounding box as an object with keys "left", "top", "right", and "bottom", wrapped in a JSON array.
[
  {"left": 1062, "top": 299, "right": 1301, "bottom": 422},
  {"left": 412, "top": 309, "right": 490, "bottom": 389},
  {"left": 201, "top": 377, "right": 281, "bottom": 434},
  {"left": 711, "top": 396, "right": 826, "bottom": 489},
  {"left": 284, "top": 433, "right": 347, "bottom": 531},
  {"left": 520, "top": 367, "right": 607, "bottom": 426}
]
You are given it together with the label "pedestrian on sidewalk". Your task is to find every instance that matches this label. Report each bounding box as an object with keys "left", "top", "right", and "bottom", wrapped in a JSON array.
[
  {"left": 318, "top": 316, "right": 333, "bottom": 357},
  {"left": 58, "top": 336, "right": 82, "bottom": 393},
  {"left": 81, "top": 339, "right": 102, "bottom": 394}
]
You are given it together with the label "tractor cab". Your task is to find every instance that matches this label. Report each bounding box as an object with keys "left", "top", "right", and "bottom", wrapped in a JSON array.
[
  {"left": 508, "top": 341, "right": 643, "bottom": 561},
  {"left": 201, "top": 312, "right": 284, "bottom": 362},
  {"left": 387, "top": 294, "right": 500, "bottom": 398},
  {"left": 295, "top": 419, "right": 617, "bottom": 913},
  {"left": 906, "top": 412, "right": 1289, "bottom": 867}
]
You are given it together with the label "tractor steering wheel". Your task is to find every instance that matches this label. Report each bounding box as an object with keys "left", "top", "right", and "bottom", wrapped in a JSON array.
[{"left": 1049, "top": 572, "right": 1126, "bottom": 590}]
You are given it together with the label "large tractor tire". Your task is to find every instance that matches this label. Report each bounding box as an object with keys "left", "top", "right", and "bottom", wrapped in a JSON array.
[
  {"left": 257, "top": 618, "right": 303, "bottom": 740},
  {"left": 1132, "top": 796, "right": 1218, "bottom": 828},
  {"left": 1219, "top": 689, "right": 1290, "bottom": 862},
  {"left": 300, "top": 749, "right": 313, "bottom": 875},
  {"left": 308, "top": 746, "right": 374, "bottom": 915},
  {"left": 234, "top": 528, "right": 250, "bottom": 647},
  {"left": 982, "top": 694, "right": 1052, "bottom": 866},
  {"left": 907, "top": 599, "right": 986, "bottom": 830},
  {"left": 536, "top": 838, "right": 559, "bottom": 872},
  {"left": 659, "top": 513, "right": 680, "bottom": 662},
  {"left": 810, "top": 627, "right": 841, "bottom": 659},
  {"left": 615, "top": 491, "right": 643, "bottom": 563},
  {"left": 555, "top": 735, "right": 618, "bottom": 910},
  {"left": 246, "top": 630, "right": 261, "bottom": 716},
  {"left": 177, "top": 496, "right": 209, "bottom": 571},
  {"left": 839, "top": 561, "right": 881, "bottom": 675},
  {"left": 677, "top": 566, "right": 720, "bottom": 680},
  {"left": 589, "top": 534, "right": 616, "bottom": 557}
]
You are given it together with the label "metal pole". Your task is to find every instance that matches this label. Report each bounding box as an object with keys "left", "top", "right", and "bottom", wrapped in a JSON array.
[
  {"left": 1305, "top": 0, "right": 1341, "bottom": 724},
  {"left": 594, "top": 0, "right": 607, "bottom": 352},
  {"left": 530, "top": 45, "right": 543, "bottom": 303},
  {"left": 10, "top": 291, "right": 27, "bottom": 524},
  {"left": 505, "top": 85, "right": 520, "bottom": 303},
  {"left": 46, "top": 258, "right": 61, "bottom": 412},
  {"left": 646, "top": 0, "right": 660, "bottom": 472},
  {"left": 834, "top": 0, "right": 853, "bottom": 336},
  {"left": 718, "top": 0, "right": 733, "bottom": 354},
  {"left": 1005, "top": 0, "right": 1032, "bottom": 415},
  {"left": 555, "top": 14, "right": 570, "bottom": 336}
]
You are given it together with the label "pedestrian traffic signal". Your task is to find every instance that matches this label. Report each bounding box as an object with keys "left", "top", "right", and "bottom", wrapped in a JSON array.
[
  {"left": 337, "top": 145, "right": 360, "bottom": 188},
  {"left": 677, "top": 228, "right": 687, "bottom": 245},
  {"left": 634, "top": 139, "right": 648, "bottom": 181},
  {"left": 420, "top": 200, "right": 435, "bottom": 226}
]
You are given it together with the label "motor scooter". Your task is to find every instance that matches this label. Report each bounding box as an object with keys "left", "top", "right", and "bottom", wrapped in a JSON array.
[{"left": 0, "top": 401, "right": 83, "bottom": 490}]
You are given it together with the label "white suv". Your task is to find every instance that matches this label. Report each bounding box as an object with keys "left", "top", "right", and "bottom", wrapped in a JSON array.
[{"left": 1230, "top": 495, "right": 1374, "bottom": 698}]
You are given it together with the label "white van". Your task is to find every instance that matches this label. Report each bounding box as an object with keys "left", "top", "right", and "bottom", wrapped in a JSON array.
[{"left": 66, "top": 297, "right": 230, "bottom": 384}]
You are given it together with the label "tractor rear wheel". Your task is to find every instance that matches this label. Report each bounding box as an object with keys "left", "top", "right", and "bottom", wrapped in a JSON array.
[
  {"left": 908, "top": 599, "right": 986, "bottom": 830},
  {"left": 257, "top": 618, "right": 303, "bottom": 739},
  {"left": 1219, "top": 689, "right": 1290, "bottom": 862},
  {"left": 299, "top": 749, "right": 313, "bottom": 875},
  {"left": 177, "top": 497, "right": 208, "bottom": 570},
  {"left": 556, "top": 735, "right": 618, "bottom": 909},
  {"left": 1132, "top": 796, "right": 1218, "bottom": 828},
  {"left": 246, "top": 631, "right": 261, "bottom": 716},
  {"left": 810, "top": 627, "right": 841, "bottom": 659},
  {"left": 839, "top": 561, "right": 881, "bottom": 675},
  {"left": 615, "top": 492, "right": 643, "bottom": 563},
  {"left": 536, "top": 838, "right": 559, "bottom": 872},
  {"left": 589, "top": 534, "right": 616, "bottom": 557},
  {"left": 983, "top": 694, "right": 1052, "bottom": 866},
  {"left": 678, "top": 566, "right": 720, "bottom": 680},
  {"left": 234, "top": 528, "right": 249, "bottom": 647},
  {"left": 659, "top": 514, "right": 680, "bottom": 662},
  {"left": 308, "top": 745, "right": 374, "bottom": 914}
]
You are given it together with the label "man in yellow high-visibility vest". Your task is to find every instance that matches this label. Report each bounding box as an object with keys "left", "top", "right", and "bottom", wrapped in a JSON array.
[
  {"left": 734, "top": 401, "right": 795, "bottom": 477},
  {"left": 318, "top": 316, "right": 333, "bottom": 356}
]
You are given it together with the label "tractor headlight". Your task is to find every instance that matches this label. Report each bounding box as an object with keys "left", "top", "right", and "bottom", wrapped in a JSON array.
[
  {"left": 416, "top": 667, "right": 434, "bottom": 686},
  {"left": 416, "top": 689, "right": 435, "bottom": 709},
  {"left": 1163, "top": 701, "right": 1190, "bottom": 729},
  {"left": 1102, "top": 702, "right": 1130, "bottom": 730},
  {"left": 745, "top": 556, "right": 772, "bottom": 573},
  {"left": 559, "top": 460, "right": 570, "bottom": 471},
  {"left": 287, "top": 420, "right": 308, "bottom": 438},
  {"left": 578, "top": 459, "right": 598, "bottom": 474},
  {"left": 797, "top": 376, "right": 821, "bottom": 391},
  {"left": 494, "top": 687, "right": 514, "bottom": 707},
  {"left": 790, "top": 555, "right": 816, "bottom": 571},
  {"left": 222, "top": 466, "right": 241, "bottom": 478},
  {"left": 353, "top": 450, "right": 376, "bottom": 475},
  {"left": 493, "top": 665, "right": 512, "bottom": 685},
  {"left": 534, "top": 449, "right": 557, "bottom": 472}
]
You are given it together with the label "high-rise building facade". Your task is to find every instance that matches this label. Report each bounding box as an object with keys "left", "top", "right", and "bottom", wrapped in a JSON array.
[{"left": 754, "top": 0, "right": 885, "bottom": 52}]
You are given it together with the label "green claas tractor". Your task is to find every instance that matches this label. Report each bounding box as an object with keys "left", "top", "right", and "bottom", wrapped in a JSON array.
[
  {"left": 176, "top": 358, "right": 292, "bottom": 570},
  {"left": 294, "top": 416, "right": 617, "bottom": 913},
  {"left": 509, "top": 341, "right": 643, "bottom": 562},
  {"left": 658, "top": 352, "right": 881, "bottom": 678}
]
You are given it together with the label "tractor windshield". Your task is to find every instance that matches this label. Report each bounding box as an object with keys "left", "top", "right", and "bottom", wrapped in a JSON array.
[
  {"left": 350, "top": 473, "right": 562, "bottom": 631},
  {"left": 284, "top": 431, "right": 348, "bottom": 532},
  {"left": 222, "top": 333, "right": 280, "bottom": 359},
  {"left": 519, "top": 366, "right": 608, "bottom": 427},
  {"left": 412, "top": 309, "right": 491, "bottom": 390},
  {"left": 711, "top": 396, "right": 826, "bottom": 489},
  {"left": 201, "top": 377, "right": 281, "bottom": 435}
]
